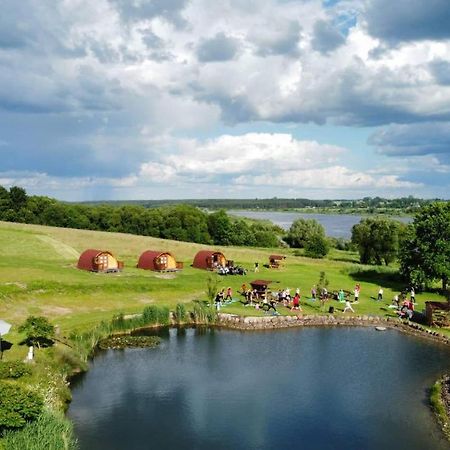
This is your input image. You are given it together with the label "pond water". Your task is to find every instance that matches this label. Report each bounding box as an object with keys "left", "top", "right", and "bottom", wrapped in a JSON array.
[
  {"left": 68, "top": 327, "right": 450, "bottom": 450},
  {"left": 228, "top": 210, "right": 412, "bottom": 239}
]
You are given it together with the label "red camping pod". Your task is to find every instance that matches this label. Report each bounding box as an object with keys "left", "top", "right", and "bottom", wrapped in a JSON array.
[
  {"left": 137, "top": 250, "right": 182, "bottom": 272},
  {"left": 192, "top": 250, "right": 227, "bottom": 270},
  {"left": 77, "top": 249, "right": 123, "bottom": 272}
]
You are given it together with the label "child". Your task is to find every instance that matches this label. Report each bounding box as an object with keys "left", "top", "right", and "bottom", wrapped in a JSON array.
[{"left": 343, "top": 299, "right": 354, "bottom": 313}]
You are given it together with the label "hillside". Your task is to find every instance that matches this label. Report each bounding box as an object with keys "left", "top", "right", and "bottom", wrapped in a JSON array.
[{"left": 0, "top": 221, "right": 447, "bottom": 336}]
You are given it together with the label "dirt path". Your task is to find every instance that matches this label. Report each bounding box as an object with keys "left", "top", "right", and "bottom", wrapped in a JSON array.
[{"left": 36, "top": 235, "right": 80, "bottom": 260}]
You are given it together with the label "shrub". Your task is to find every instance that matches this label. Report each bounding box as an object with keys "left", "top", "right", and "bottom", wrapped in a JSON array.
[
  {"left": 304, "top": 234, "right": 330, "bottom": 258},
  {"left": 2, "top": 411, "right": 78, "bottom": 450},
  {"left": 0, "top": 382, "right": 43, "bottom": 432},
  {"left": 0, "top": 361, "right": 31, "bottom": 379}
]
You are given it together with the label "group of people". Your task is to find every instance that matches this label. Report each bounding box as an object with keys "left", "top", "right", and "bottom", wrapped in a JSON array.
[
  {"left": 215, "top": 287, "right": 233, "bottom": 309},
  {"left": 390, "top": 288, "right": 416, "bottom": 319},
  {"left": 217, "top": 265, "right": 247, "bottom": 276}
]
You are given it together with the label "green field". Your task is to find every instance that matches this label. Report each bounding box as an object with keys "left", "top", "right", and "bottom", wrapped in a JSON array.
[{"left": 1, "top": 220, "right": 447, "bottom": 346}]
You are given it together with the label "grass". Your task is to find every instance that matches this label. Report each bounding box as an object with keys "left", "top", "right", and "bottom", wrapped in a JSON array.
[
  {"left": 1, "top": 220, "right": 447, "bottom": 335},
  {"left": 430, "top": 378, "right": 450, "bottom": 440}
]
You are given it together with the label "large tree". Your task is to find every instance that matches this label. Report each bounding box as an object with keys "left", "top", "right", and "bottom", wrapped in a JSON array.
[
  {"left": 351, "top": 217, "right": 404, "bottom": 265},
  {"left": 399, "top": 202, "right": 450, "bottom": 291},
  {"left": 285, "top": 218, "right": 326, "bottom": 248}
]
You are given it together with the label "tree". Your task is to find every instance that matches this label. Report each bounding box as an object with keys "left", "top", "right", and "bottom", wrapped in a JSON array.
[
  {"left": 304, "top": 234, "right": 330, "bottom": 258},
  {"left": 8, "top": 186, "right": 28, "bottom": 211},
  {"left": 351, "top": 217, "right": 404, "bottom": 265},
  {"left": 18, "top": 316, "right": 55, "bottom": 348},
  {"left": 286, "top": 219, "right": 326, "bottom": 248},
  {"left": 399, "top": 202, "right": 450, "bottom": 291},
  {"left": 208, "top": 209, "right": 232, "bottom": 245}
]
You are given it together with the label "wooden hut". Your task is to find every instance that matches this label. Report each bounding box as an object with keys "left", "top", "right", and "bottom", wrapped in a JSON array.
[
  {"left": 137, "top": 250, "right": 183, "bottom": 272},
  {"left": 192, "top": 250, "right": 227, "bottom": 270},
  {"left": 77, "top": 249, "right": 123, "bottom": 273},
  {"left": 250, "top": 279, "right": 273, "bottom": 296},
  {"left": 269, "top": 254, "right": 286, "bottom": 268},
  {"left": 425, "top": 301, "right": 450, "bottom": 327}
]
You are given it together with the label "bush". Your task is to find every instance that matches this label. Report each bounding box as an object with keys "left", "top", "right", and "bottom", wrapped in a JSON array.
[
  {"left": 0, "top": 382, "right": 43, "bottom": 432},
  {"left": 0, "top": 361, "right": 31, "bottom": 379},
  {"left": 2, "top": 411, "right": 78, "bottom": 450},
  {"left": 304, "top": 234, "right": 330, "bottom": 258}
]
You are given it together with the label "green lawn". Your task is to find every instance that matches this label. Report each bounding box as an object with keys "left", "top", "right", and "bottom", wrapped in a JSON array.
[{"left": 1, "top": 220, "right": 447, "bottom": 341}]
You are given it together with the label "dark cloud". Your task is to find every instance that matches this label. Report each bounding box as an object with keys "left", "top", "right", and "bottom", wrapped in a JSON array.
[
  {"left": 429, "top": 60, "right": 450, "bottom": 85},
  {"left": 368, "top": 122, "right": 450, "bottom": 159},
  {"left": 197, "top": 33, "right": 240, "bottom": 62},
  {"left": 365, "top": 0, "right": 450, "bottom": 44},
  {"left": 311, "top": 19, "right": 345, "bottom": 54},
  {"left": 109, "top": 0, "right": 189, "bottom": 27}
]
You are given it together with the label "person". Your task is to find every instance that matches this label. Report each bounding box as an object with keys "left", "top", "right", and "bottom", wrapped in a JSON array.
[
  {"left": 225, "top": 287, "right": 232, "bottom": 301},
  {"left": 311, "top": 285, "right": 317, "bottom": 300},
  {"left": 377, "top": 287, "right": 383, "bottom": 301},
  {"left": 285, "top": 288, "right": 291, "bottom": 301},
  {"left": 295, "top": 287, "right": 300, "bottom": 296},
  {"left": 343, "top": 299, "right": 354, "bottom": 313},
  {"left": 410, "top": 287, "right": 415, "bottom": 302},
  {"left": 241, "top": 283, "right": 247, "bottom": 294},
  {"left": 291, "top": 292, "right": 302, "bottom": 311},
  {"left": 338, "top": 289, "right": 345, "bottom": 303},
  {"left": 392, "top": 294, "right": 399, "bottom": 308},
  {"left": 254, "top": 262, "right": 259, "bottom": 273},
  {"left": 354, "top": 284, "right": 360, "bottom": 302}
]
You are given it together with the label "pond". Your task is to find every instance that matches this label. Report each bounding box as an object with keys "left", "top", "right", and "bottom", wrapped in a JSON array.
[
  {"left": 228, "top": 210, "right": 412, "bottom": 239},
  {"left": 68, "top": 327, "right": 450, "bottom": 450}
]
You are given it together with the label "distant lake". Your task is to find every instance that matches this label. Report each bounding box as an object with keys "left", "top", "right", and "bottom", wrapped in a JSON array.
[
  {"left": 229, "top": 210, "right": 413, "bottom": 239},
  {"left": 68, "top": 327, "right": 450, "bottom": 450}
]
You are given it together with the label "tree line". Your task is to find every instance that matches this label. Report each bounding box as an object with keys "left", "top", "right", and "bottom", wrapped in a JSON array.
[
  {"left": 0, "top": 186, "right": 281, "bottom": 248},
  {"left": 81, "top": 195, "right": 436, "bottom": 213}
]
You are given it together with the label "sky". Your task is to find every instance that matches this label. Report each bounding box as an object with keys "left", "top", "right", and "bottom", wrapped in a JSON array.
[{"left": 0, "top": 0, "right": 449, "bottom": 201}]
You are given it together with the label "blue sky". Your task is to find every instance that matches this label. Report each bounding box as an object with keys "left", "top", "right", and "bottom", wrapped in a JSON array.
[{"left": 0, "top": 0, "right": 449, "bottom": 201}]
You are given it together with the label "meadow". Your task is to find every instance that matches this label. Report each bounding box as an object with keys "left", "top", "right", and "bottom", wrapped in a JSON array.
[{"left": 1, "top": 220, "right": 447, "bottom": 348}]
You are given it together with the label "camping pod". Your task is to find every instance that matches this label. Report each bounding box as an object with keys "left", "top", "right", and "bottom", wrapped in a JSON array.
[
  {"left": 137, "top": 250, "right": 183, "bottom": 272},
  {"left": 77, "top": 249, "right": 124, "bottom": 273},
  {"left": 250, "top": 279, "right": 273, "bottom": 294},
  {"left": 192, "top": 250, "right": 227, "bottom": 270}
]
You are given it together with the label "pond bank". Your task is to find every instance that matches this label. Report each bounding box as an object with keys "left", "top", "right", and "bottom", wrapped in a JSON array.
[{"left": 216, "top": 313, "right": 450, "bottom": 345}]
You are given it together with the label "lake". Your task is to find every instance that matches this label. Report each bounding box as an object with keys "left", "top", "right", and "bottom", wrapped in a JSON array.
[
  {"left": 68, "top": 327, "right": 450, "bottom": 450},
  {"left": 228, "top": 210, "right": 412, "bottom": 239}
]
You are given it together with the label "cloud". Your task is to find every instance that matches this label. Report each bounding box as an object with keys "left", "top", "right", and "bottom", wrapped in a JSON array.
[
  {"left": 249, "top": 20, "right": 302, "bottom": 56},
  {"left": 369, "top": 122, "right": 450, "bottom": 163},
  {"left": 429, "top": 60, "right": 450, "bottom": 85},
  {"left": 365, "top": 0, "right": 450, "bottom": 44},
  {"left": 311, "top": 19, "right": 346, "bottom": 54},
  {"left": 109, "top": 0, "right": 189, "bottom": 26},
  {"left": 197, "top": 32, "right": 240, "bottom": 62}
]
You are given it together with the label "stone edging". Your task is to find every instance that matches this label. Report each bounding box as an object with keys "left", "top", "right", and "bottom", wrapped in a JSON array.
[{"left": 216, "top": 313, "right": 450, "bottom": 345}]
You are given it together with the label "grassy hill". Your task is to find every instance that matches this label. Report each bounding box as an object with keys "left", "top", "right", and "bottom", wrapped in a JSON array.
[{"left": 1, "top": 220, "right": 447, "bottom": 339}]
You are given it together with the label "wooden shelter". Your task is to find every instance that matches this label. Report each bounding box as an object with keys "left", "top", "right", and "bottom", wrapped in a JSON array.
[
  {"left": 425, "top": 301, "right": 450, "bottom": 327},
  {"left": 269, "top": 254, "right": 286, "bottom": 268},
  {"left": 77, "top": 249, "right": 123, "bottom": 273},
  {"left": 192, "top": 250, "right": 227, "bottom": 270},
  {"left": 250, "top": 279, "right": 273, "bottom": 295},
  {"left": 137, "top": 250, "right": 183, "bottom": 272}
]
